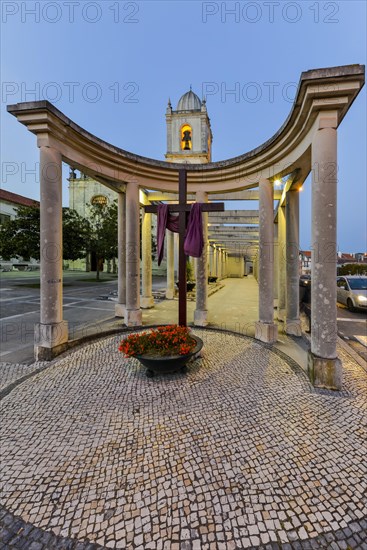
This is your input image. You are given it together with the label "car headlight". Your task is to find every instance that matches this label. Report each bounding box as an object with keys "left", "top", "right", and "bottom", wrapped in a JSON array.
[{"left": 357, "top": 295, "right": 367, "bottom": 302}]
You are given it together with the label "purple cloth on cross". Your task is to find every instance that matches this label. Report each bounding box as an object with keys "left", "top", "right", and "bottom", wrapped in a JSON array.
[
  {"left": 184, "top": 203, "right": 203, "bottom": 258},
  {"left": 157, "top": 203, "right": 204, "bottom": 266},
  {"left": 157, "top": 204, "right": 179, "bottom": 265}
]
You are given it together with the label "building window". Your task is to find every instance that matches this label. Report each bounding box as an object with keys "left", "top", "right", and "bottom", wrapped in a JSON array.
[
  {"left": 181, "top": 124, "right": 192, "bottom": 150},
  {"left": 91, "top": 195, "right": 108, "bottom": 206}
]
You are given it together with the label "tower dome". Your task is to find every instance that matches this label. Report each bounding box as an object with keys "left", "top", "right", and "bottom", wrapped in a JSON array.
[{"left": 177, "top": 89, "right": 202, "bottom": 111}]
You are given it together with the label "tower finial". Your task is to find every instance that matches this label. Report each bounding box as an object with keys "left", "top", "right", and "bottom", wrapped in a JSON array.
[{"left": 190, "top": 84, "right": 192, "bottom": 91}]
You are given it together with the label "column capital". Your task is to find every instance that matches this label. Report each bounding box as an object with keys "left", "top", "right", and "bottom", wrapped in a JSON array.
[
  {"left": 258, "top": 177, "right": 271, "bottom": 184},
  {"left": 317, "top": 111, "right": 338, "bottom": 130}
]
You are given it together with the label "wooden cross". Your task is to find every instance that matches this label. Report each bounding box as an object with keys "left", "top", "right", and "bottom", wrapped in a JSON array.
[{"left": 145, "top": 169, "right": 224, "bottom": 326}]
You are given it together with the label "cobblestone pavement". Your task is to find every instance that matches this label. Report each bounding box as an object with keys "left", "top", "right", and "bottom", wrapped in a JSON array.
[
  {"left": 1, "top": 330, "right": 366, "bottom": 549},
  {"left": 0, "top": 362, "right": 46, "bottom": 392}
]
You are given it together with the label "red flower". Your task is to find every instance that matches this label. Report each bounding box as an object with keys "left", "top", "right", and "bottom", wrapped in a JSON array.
[{"left": 118, "top": 325, "right": 196, "bottom": 358}]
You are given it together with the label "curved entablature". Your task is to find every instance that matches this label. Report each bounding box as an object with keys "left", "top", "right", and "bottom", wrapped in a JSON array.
[{"left": 7, "top": 65, "right": 364, "bottom": 193}]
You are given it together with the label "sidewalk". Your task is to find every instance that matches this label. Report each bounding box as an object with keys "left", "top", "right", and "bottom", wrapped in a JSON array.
[{"left": 143, "top": 276, "right": 259, "bottom": 332}]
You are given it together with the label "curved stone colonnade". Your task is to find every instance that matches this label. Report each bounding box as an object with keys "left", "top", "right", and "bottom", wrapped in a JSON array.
[{"left": 7, "top": 64, "right": 365, "bottom": 389}]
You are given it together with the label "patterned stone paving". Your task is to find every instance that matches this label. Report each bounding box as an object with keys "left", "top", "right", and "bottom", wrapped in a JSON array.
[
  {"left": 0, "top": 362, "right": 46, "bottom": 392},
  {"left": 0, "top": 330, "right": 366, "bottom": 549}
]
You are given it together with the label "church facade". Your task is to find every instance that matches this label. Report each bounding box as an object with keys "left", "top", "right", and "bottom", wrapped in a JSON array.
[{"left": 68, "top": 89, "right": 210, "bottom": 272}]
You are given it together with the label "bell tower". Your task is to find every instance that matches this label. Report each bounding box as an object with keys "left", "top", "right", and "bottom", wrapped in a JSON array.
[{"left": 165, "top": 89, "right": 213, "bottom": 164}]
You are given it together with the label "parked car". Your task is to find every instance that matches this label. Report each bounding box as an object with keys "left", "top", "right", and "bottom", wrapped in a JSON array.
[{"left": 336, "top": 276, "right": 367, "bottom": 311}]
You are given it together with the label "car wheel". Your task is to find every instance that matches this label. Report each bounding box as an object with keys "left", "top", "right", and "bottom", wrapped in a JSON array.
[{"left": 347, "top": 298, "right": 355, "bottom": 312}]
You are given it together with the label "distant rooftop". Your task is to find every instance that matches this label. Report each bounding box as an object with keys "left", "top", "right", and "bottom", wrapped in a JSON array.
[{"left": 0, "top": 189, "right": 39, "bottom": 208}]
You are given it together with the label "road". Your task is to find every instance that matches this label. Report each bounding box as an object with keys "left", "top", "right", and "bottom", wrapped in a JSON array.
[
  {"left": 1, "top": 272, "right": 366, "bottom": 364},
  {"left": 336, "top": 303, "right": 367, "bottom": 363},
  {"left": 1, "top": 272, "right": 122, "bottom": 363}
]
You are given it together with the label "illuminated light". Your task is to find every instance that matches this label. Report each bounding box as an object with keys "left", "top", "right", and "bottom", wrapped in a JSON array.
[
  {"left": 274, "top": 179, "right": 281, "bottom": 186},
  {"left": 91, "top": 194, "right": 108, "bottom": 206},
  {"left": 299, "top": 186, "right": 304, "bottom": 192},
  {"left": 358, "top": 295, "right": 367, "bottom": 302},
  {"left": 181, "top": 124, "right": 192, "bottom": 151}
]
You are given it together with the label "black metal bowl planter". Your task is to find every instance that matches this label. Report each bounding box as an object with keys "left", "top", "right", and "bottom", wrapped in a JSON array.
[
  {"left": 136, "top": 335, "right": 203, "bottom": 377},
  {"left": 176, "top": 281, "right": 196, "bottom": 292},
  {"left": 208, "top": 276, "right": 218, "bottom": 283}
]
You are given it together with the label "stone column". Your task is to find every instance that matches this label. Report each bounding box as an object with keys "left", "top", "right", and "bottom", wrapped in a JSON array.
[
  {"left": 255, "top": 178, "right": 278, "bottom": 344},
  {"left": 213, "top": 246, "right": 217, "bottom": 277},
  {"left": 141, "top": 210, "right": 154, "bottom": 308},
  {"left": 308, "top": 113, "right": 341, "bottom": 390},
  {"left": 273, "top": 222, "right": 279, "bottom": 301},
  {"left": 285, "top": 189, "right": 301, "bottom": 335},
  {"left": 166, "top": 229, "right": 175, "bottom": 299},
  {"left": 174, "top": 232, "right": 179, "bottom": 280},
  {"left": 194, "top": 191, "right": 209, "bottom": 326},
  {"left": 125, "top": 182, "right": 142, "bottom": 326},
  {"left": 253, "top": 254, "right": 258, "bottom": 281},
  {"left": 208, "top": 245, "right": 214, "bottom": 276},
  {"left": 35, "top": 146, "right": 68, "bottom": 359},
  {"left": 277, "top": 205, "right": 286, "bottom": 321},
  {"left": 217, "top": 248, "right": 222, "bottom": 279},
  {"left": 115, "top": 192, "right": 126, "bottom": 317}
]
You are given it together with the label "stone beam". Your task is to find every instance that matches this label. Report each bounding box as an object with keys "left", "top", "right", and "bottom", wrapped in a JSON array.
[
  {"left": 146, "top": 190, "right": 282, "bottom": 201},
  {"left": 209, "top": 216, "right": 259, "bottom": 224},
  {"left": 208, "top": 231, "right": 259, "bottom": 237},
  {"left": 208, "top": 225, "right": 259, "bottom": 233},
  {"left": 209, "top": 234, "right": 259, "bottom": 239}
]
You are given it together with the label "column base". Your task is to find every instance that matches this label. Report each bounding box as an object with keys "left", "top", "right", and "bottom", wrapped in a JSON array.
[
  {"left": 115, "top": 303, "right": 126, "bottom": 318},
  {"left": 35, "top": 321, "right": 68, "bottom": 347},
  {"left": 285, "top": 319, "right": 302, "bottom": 337},
  {"left": 141, "top": 296, "right": 154, "bottom": 309},
  {"left": 308, "top": 351, "right": 342, "bottom": 390},
  {"left": 34, "top": 321, "right": 68, "bottom": 361},
  {"left": 165, "top": 289, "right": 175, "bottom": 300},
  {"left": 255, "top": 322, "right": 278, "bottom": 344},
  {"left": 125, "top": 309, "right": 142, "bottom": 327},
  {"left": 194, "top": 309, "right": 208, "bottom": 327},
  {"left": 277, "top": 308, "right": 286, "bottom": 322}
]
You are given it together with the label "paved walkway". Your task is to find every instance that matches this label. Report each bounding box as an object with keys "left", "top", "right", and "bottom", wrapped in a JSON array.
[
  {"left": 1, "top": 323, "right": 366, "bottom": 548},
  {"left": 144, "top": 277, "right": 259, "bottom": 333}
]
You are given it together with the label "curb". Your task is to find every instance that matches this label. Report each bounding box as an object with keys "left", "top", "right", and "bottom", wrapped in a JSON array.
[{"left": 337, "top": 335, "right": 367, "bottom": 374}]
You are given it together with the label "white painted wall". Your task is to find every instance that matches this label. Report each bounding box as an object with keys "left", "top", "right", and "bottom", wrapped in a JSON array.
[{"left": 227, "top": 256, "right": 245, "bottom": 277}]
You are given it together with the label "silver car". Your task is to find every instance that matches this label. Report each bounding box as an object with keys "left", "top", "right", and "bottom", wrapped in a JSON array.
[{"left": 336, "top": 276, "right": 367, "bottom": 311}]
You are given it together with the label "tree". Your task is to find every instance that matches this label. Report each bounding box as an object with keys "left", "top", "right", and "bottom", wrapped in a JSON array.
[
  {"left": 0, "top": 206, "right": 89, "bottom": 263},
  {"left": 0, "top": 206, "right": 40, "bottom": 261},
  {"left": 338, "top": 263, "right": 367, "bottom": 276},
  {"left": 63, "top": 209, "right": 90, "bottom": 261},
  {"left": 86, "top": 200, "right": 118, "bottom": 280}
]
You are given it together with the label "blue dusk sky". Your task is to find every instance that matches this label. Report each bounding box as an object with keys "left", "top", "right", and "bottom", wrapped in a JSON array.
[{"left": 1, "top": 0, "right": 366, "bottom": 252}]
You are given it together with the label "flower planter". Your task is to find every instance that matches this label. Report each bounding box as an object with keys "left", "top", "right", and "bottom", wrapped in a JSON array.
[
  {"left": 208, "top": 276, "right": 218, "bottom": 283},
  {"left": 136, "top": 335, "right": 203, "bottom": 377}
]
